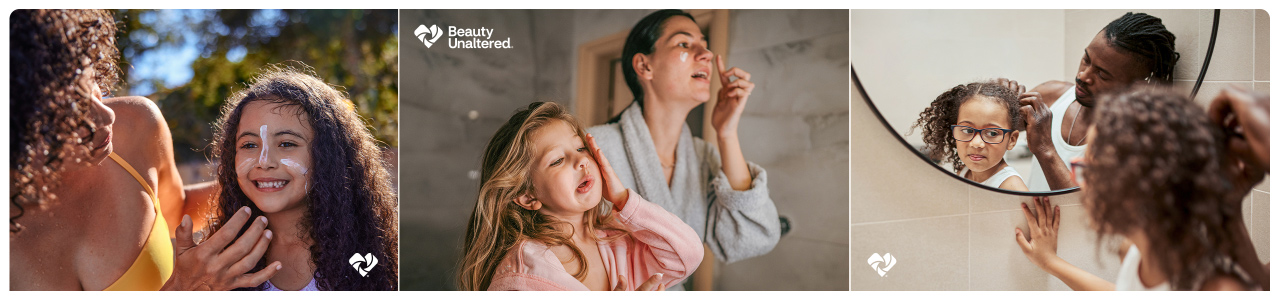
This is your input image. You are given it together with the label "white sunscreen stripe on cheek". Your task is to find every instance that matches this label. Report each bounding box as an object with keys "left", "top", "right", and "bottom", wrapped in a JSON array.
[
  {"left": 280, "top": 158, "right": 308, "bottom": 175},
  {"left": 258, "top": 125, "right": 269, "bottom": 165},
  {"left": 237, "top": 157, "right": 257, "bottom": 174},
  {"left": 680, "top": 52, "right": 688, "bottom": 62}
]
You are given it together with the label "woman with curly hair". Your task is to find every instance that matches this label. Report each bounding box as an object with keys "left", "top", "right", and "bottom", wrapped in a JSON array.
[
  {"left": 912, "top": 81, "right": 1028, "bottom": 191},
  {"left": 208, "top": 65, "right": 399, "bottom": 291},
  {"left": 10, "top": 9, "right": 278, "bottom": 291},
  {"left": 1015, "top": 87, "right": 1255, "bottom": 290}
]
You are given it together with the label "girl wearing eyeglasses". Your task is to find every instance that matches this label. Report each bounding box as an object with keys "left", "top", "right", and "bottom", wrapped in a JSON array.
[{"left": 912, "top": 81, "right": 1028, "bottom": 191}]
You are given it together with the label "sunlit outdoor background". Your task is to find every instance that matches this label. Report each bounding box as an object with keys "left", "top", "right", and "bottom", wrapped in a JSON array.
[{"left": 111, "top": 9, "right": 398, "bottom": 186}]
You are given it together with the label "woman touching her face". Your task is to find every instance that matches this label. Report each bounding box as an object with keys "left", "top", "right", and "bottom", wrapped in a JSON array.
[{"left": 585, "top": 10, "right": 781, "bottom": 290}]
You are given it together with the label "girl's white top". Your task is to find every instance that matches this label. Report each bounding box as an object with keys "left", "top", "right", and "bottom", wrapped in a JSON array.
[
  {"left": 1114, "top": 244, "right": 1171, "bottom": 291},
  {"left": 959, "top": 165, "right": 1022, "bottom": 189}
]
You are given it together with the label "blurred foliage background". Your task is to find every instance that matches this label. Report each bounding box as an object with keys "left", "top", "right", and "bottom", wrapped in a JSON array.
[{"left": 112, "top": 9, "right": 398, "bottom": 166}]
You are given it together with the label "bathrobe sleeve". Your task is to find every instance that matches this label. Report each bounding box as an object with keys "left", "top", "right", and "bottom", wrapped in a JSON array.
[
  {"left": 487, "top": 241, "right": 579, "bottom": 291},
  {"left": 697, "top": 139, "right": 782, "bottom": 263},
  {"left": 611, "top": 189, "right": 704, "bottom": 290}
]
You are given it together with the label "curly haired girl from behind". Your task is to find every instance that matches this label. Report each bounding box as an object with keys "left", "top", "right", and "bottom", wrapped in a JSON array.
[
  {"left": 913, "top": 81, "right": 1028, "bottom": 191},
  {"left": 459, "top": 102, "right": 703, "bottom": 291},
  {"left": 1016, "top": 87, "right": 1254, "bottom": 290}
]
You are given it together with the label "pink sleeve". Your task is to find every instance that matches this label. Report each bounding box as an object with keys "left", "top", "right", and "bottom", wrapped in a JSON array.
[
  {"left": 612, "top": 189, "right": 704, "bottom": 289},
  {"left": 488, "top": 272, "right": 571, "bottom": 291}
]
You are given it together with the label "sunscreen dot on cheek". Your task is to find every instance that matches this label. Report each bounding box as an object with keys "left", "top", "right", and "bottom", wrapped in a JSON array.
[{"left": 680, "top": 52, "right": 688, "bottom": 62}]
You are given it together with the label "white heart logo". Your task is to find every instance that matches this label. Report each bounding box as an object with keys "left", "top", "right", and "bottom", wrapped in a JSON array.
[
  {"left": 349, "top": 253, "right": 379, "bottom": 277},
  {"left": 415, "top": 24, "right": 443, "bottom": 48},
  {"left": 867, "top": 253, "right": 897, "bottom": 277}
]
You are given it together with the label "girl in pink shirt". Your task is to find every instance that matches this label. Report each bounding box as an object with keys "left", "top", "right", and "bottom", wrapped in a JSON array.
[{"left": 459, "top": 102, "right": 703, "bottom": 291}]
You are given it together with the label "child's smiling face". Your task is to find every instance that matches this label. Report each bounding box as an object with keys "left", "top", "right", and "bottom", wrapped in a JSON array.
[
  {"left": 955, "top": 96, "right": 1019, "bottom": 174},
  {"left": 235, "top": 100, "right": 314, "bottom": 214},
  {"left": 525, "top": 120, "right": 602, "bottom": 219}
]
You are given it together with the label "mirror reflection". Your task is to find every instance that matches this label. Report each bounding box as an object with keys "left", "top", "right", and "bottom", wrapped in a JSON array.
[{"left": 851, "top": 10, "right": 1204, "bottom": 193}]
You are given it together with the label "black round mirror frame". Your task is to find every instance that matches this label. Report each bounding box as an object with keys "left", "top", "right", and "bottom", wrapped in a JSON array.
[
  {"left": 849, "top": 10, "right": 1221, "bottom": 196},
  {"left": 851, "top": 65, "right": 1079, "bottom": 197}
]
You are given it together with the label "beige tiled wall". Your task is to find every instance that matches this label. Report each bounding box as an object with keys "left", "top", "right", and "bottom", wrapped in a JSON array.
[
  {"left": 850, "top": 10, "right": 1065, "bottom": 147},
  {"left": 851, "top": 9, "right": 1269, "bottom": 290},
  {"left": 849, "top": 86, "right": 1120, "bottom": 290}
]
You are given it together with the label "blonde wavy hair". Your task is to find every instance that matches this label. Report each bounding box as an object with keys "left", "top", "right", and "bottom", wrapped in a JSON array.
[{"left": 459, "top": 102, "right": 628, "bottom": 290}]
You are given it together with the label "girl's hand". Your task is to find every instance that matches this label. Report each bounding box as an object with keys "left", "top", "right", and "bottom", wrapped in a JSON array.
[
  {"left": 711, "top": 55, "right": 754, "bottom": 140},
  {"left": 613, "top": 273, "right": 666, "bottom": 291},
  {"left": 587, "top": 134, "right": 629, "bottom": 211},
  {"left": 163, "top": 207, "right": 282, "bottom": 290},
  {"left": 1015, "top": 197, "right": 1062, "bottom": 272}
]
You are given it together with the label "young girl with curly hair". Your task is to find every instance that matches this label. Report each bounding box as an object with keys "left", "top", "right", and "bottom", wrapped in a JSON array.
[
  {"left": 459, "top": 102, "right": 702, "bottom": 291},
  {"left": 1016, "top": 87, "right": 1255, "bottom": 290},
  {"left": 209, "top": 65, "right": 399, "bottom": 291},
  {"left": 912, "top": 81, "right": 1028, "bottom": 191}
]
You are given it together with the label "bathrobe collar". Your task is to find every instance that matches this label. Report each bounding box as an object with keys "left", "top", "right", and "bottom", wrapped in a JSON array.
[{"left": 617, "top": 102, "right": 698, "bottom": 211}]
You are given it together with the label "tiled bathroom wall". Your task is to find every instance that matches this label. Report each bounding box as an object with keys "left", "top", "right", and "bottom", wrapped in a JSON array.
[
  {"left": 715, "top": 9, "right": 850, "bottom": 291},
  {"left": 850, "top": 9, "right": 1270, "bottom": 290},
  {"left": 1065, "top": 9, "right": 1270, "bottom": 265}
]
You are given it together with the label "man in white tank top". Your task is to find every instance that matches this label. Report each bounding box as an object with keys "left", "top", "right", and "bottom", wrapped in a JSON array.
[{"left": 1016, "top": 12, "right": 1180, "bottom": 191}]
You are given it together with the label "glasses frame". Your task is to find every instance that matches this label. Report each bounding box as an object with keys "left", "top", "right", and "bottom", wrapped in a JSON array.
[
  {"left": 1069, "top": 157, "right": 1087, "bottom": 188},
  {"left": 950, "top": 125, "right": 1015, "bottom": 144},
  {"left": 853, "top": 65, "right": 1079, "bottom": 196}
]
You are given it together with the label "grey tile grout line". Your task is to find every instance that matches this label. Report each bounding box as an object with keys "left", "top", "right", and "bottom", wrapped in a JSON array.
[{"left": 849, "top": 203, "right": 1086, "bottom": 227}]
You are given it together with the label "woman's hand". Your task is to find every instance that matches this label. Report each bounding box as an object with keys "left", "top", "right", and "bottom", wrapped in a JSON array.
[
  {"left": 1016, "top": 197, "right": 1062, "bottom": 272},
  {"left": 162, "top": 207, "right": 282, "bottom": 290},
  {"left": 613, "top": 273, "right": 666, "bottom": 291},
  {"left": 711, "top": 55, "right": 755, "bottom": 139},
  {"left": 587, "top": 134, "right": 630, "bottom": 211}
]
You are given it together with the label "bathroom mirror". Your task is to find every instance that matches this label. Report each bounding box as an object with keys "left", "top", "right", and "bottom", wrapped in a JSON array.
[{"left": 850, "top": 10, "right": 1215, "bottom": 195}]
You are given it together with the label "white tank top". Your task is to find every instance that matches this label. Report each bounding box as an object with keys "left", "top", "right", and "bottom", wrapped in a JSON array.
[
  {"left": 1026, "top": 86, "right": 1088, "bottom": 191},
  {"left": 960, "top": 165, "right": 1022, "bottom": 189},
  {"left": 1115, "top": 244, "right": 1171, "bottom": 291}
]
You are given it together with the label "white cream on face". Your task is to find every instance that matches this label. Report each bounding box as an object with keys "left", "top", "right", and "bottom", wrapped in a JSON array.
[
  {"left": 257, "top": 125, "right": 270, "bottom": 166},
  {"left": 280, "top": 158, "right": 308, "bottom": 192},
  {"left": 680, "top": 51, "right": 689, "bottom": 62},
  {"left": 279, "top": 158, "right": 307, "bottom": 175},
  {"left": 236, "top": 157, "right": 257, "bottom": 175}
]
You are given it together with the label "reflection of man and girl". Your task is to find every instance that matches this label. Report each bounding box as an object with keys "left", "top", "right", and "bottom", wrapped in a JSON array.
[
  {"left": 10, "top": 10, "right": 397, "bottom": 291},
  {"left": 914, "top": 13, "right": 1185, "bottom": 193},
  {"left": 915, "top": 12, "right": 1270, "bottom": 290},
  {"left": 460, "top": 9, "right": 780, "bottom": 291}
]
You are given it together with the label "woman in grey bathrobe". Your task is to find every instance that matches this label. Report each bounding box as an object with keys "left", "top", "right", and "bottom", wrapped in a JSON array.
[{"left": 586, "top": 9, "right": 781, "bottom": 280}]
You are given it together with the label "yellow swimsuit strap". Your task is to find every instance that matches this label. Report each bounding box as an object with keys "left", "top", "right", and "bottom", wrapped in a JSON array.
[{"left": 103, "top": 152, "right": 174, "bottom": 291}]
